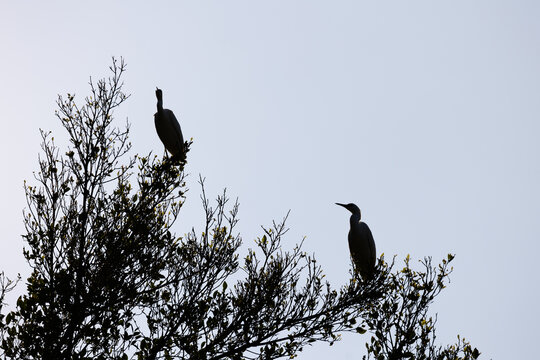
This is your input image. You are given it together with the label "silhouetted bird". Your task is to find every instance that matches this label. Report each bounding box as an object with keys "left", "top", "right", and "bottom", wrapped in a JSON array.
[
  {"left": 154, "top": 88, "right": 185, "bottom": 161},
  {"left": 336, "top": 203, "right": 376, "bottom": 279}
]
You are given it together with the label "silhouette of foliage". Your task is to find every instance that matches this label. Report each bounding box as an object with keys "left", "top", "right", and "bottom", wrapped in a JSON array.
[
  {"left": 0, "top": 59, "right": 479, "bottom": 360},
  {"left": 363, "top": 255, "right": 480, "bottom": 360}
]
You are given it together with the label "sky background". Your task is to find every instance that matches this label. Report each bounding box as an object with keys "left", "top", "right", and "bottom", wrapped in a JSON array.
[{"left": 1, "top": 1, "right": 539, "bottom": 358}]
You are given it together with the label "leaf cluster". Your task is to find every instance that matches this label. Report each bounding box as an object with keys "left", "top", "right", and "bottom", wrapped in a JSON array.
[{"left": 363, "top": 255, "right": 480, "bottom": 360}]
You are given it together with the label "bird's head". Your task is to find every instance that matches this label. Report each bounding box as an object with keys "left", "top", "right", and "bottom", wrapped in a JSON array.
[
  {"left": 155, "top": 87, "right": 163, "bottom": 100},
  {"left": 336, "top": 202, "right": 361, "bottom": 217}
]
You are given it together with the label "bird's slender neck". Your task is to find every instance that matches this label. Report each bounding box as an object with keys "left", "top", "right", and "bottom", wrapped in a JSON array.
[
  {"left": 349, "top": 212, "right": 361, "bottom": 226},
  {"left": 156, "top": 97, "right": 163, "bottom": 112}
]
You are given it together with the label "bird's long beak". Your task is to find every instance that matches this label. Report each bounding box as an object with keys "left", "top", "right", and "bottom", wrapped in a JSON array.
[{"left": 335, "top": 203, "right": 346, "bottom": 208}]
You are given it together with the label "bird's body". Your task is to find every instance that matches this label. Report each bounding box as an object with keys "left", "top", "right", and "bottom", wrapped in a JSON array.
[
  {"left": 336, "top": 203, "right": 376, "bottom": 279},
  {"left": 154, "top": 88, "right": 185, "bottom": 160}
]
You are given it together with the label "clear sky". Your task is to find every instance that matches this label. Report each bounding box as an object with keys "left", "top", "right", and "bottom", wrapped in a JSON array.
[{"left": 1, "top": 1, "right": 539, "bottom": 358}]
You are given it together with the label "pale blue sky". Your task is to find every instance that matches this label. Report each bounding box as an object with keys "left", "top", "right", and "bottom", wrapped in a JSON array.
[{"left": 1, "top": 2, "right": 539, "bottom": 358}]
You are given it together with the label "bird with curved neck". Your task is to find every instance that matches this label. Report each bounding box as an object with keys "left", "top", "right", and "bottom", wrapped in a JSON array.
[
  {"left": 336, "top": 202, "right": 376, "bottom": 280},
  {"left": 154, "top": 88, "right": 185, "bottom": 161}
]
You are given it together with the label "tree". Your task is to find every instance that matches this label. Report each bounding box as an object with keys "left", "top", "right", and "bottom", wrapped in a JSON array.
[
  {"left": 0, "top": 59, "right": 479, "bottom": 360},
  {"left": 363, "top": 255, "right": 480, "bottom": 360}
]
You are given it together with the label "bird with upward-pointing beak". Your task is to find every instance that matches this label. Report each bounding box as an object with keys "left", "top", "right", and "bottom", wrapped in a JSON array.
[
  {"left": 154, "top": 88, "right": 185, "bottom": 161},
  {"left": 336, "top": 203, "right": 376, "bottom": 280}
]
